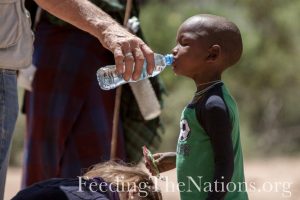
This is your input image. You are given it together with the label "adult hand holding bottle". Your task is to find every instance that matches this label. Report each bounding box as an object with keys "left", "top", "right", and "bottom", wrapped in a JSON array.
[
  {"left": 35, "top": 0, "right": 155, "bottom": 81},
  {"left": 101, "top": 24, "right": 155, "bottom": 81}
]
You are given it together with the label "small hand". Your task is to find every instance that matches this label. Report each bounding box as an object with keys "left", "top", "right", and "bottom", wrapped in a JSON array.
[
  {"left": 144, "top": 152, "right": 176, "bottom": 176},
  {"left": 101, "top": 24, "right": 154, "bottom": 81}
]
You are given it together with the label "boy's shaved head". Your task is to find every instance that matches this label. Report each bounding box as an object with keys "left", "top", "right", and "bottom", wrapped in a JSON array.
[{"left": 181, "top": 14, "right": 243, "bottom": 69}]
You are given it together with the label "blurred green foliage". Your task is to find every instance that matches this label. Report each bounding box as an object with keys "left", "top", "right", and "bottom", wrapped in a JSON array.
[
  {"left": 10, "top": 0, "right": 300, "bottom": 166},
  {"left": 140, "top": 0, "right": 300, "bottom": 156}
]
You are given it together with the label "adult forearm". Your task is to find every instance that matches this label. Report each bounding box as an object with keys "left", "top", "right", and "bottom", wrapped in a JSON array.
[{"left": 34, "top": 0, "right": 123, "bottom": 48}]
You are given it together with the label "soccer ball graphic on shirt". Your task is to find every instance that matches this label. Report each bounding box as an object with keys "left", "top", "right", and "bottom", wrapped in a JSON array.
[{"left": 179, "top": 119, "right": 191, "bottom": 141}]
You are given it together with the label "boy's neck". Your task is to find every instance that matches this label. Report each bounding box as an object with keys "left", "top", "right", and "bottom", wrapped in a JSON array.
[{"left": 194, "top": 73, "right": 221, "bottom": 91}]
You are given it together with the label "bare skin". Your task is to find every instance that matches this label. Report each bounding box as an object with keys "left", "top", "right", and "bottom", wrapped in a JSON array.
[
  {"left": 145, "top": 152, "right": 176, "bottom": 176},
  {"left": 35, "top": 0, "right": 155, "bottom": 81}
]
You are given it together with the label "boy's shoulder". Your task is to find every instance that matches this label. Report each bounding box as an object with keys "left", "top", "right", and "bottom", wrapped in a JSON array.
[
  {"left": 189, "top": 82, "right": 226, "bottom": 109},
  {"left": 187, "top": 83, "right": 230, "bottom": 124}
]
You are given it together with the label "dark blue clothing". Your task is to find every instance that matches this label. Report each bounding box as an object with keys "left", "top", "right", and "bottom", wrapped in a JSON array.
[{"left": 12, "top": 177, "right": 120, "bottom": 200}]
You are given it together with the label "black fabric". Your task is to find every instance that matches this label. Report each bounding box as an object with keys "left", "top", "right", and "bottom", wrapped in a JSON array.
[
  {"left": 12, "top": 178, "right": 119, "bottom": 200},
  {"left": 188, "top": 83, "right": 234, "bottom": 200},
  {"left": 25, "top": 0, "right": 38, "bottom": 29}
]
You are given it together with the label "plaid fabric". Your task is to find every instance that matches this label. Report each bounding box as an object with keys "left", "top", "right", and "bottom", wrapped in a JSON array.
[
  {"left": 121, "top": 81, "right": 164, "bottom": 162},
  {"left": 22, "top": 21, "right": 127, "bottom": 187}
]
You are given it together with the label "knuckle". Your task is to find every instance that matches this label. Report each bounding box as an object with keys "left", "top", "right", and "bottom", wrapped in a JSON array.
[
  {"left": 126, "top": 56, "right": 134, "bottom": 62},
  {"left": 148, "top": 50, "right": 154, "bottom": 56},
  {"left": 131, "top": 37, "right": 140, "bottom": 43},
  {"left": 114, "top": 49, "right": 122, "bottom": 56},
  {"left": 114, "top": 54, "right": 123, "bottom": 60},
  {"left": 120, "top": 42, "right": 130, "bottom": 50},
  {"left": 136, "top": 57, "right": 145, "bottom": 63}
]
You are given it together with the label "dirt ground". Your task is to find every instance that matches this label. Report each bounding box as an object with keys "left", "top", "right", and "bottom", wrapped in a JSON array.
[{"left": 4, "top": 157, "right": 300, "bottom": 200}]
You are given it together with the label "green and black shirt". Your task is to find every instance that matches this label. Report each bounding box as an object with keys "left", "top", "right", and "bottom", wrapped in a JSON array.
[{"left": 176, "top": 82, "right": 248, "bottom": 200}]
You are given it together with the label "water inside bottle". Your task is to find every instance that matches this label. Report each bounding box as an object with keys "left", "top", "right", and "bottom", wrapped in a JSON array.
[
  {"left": 97, "top": 65, "right": 125, "bottom": 90},
  {"left": 97, "top": 53, "right": 171, "bottom": 90}
]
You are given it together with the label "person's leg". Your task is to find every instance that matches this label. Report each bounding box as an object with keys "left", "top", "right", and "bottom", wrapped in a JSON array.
[{"left": 0, "top": 69, "right": 18, "bottom": 200}]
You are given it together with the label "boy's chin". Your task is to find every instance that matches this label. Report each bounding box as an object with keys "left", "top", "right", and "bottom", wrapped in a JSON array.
[
  {"left": 172, "top": 67, "right": 178, "bottom": 75},
  {"left": 172, "top": 67, "right": 184, "bottom": 76},
  {"left": 172, "top": 66, "right": 179, "bottom": 75}
]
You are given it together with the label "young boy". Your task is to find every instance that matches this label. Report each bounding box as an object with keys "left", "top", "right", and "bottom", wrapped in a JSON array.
[{"left": 145, "top": 14, "right": 248, "bottom": 199}]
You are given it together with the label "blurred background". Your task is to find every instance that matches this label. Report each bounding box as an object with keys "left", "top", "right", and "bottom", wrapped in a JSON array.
[{"left": 5, "top": 0, "right": 300, "bottom": 199}]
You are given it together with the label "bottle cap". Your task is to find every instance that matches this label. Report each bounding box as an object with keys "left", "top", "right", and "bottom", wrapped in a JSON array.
[{"left": 164, "top": 54, "right": 174, "bottom": 65}]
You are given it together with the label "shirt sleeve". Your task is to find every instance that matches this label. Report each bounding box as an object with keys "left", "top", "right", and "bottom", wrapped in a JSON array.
[{"left": 196, "top": 95, "right": 234, "bottom": 200}]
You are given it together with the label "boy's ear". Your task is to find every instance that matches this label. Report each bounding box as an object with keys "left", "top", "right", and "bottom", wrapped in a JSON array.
[{"left": 206, "top": 45, "right": 221, "bottom": 62}]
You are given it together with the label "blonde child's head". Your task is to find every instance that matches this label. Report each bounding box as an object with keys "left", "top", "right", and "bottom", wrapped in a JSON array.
[{"left": 84, "top": 161, "right": 162, "bottom": 200}]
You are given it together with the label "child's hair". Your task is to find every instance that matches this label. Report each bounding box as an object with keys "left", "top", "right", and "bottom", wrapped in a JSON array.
[
  {"left": 205, "top": 14, "right": 243, "bottom": 69},
  {"left": 188, "top": 14, "right": 243, "bottom": 70},
  {"left": 83, "top": 160, "right": 162, "bottom": 200}
]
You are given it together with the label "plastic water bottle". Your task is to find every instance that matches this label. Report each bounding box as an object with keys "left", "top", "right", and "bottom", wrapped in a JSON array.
[{"left": 96, "top": 53, "right": 173, "bottom": 90}]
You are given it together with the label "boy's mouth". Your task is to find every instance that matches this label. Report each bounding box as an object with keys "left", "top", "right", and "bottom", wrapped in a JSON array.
[
  {"left": 172, "top": 57, "right": 177, "bottom": 64},
  {"left": 172, "top": 58, "right": 178, "bottom": 67}
]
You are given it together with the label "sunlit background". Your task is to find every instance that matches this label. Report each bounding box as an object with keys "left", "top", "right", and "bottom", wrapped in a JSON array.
[{"left": 6, "top": 0, "right": 300, "bottom": 199}]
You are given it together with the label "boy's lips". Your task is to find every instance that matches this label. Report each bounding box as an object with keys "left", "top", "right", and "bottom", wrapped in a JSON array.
[
  {"left": 171, "top": 59, "right": 176, "bottom": 67},
  {"left": 171, "top": 62, "right": 176, "bottom": 68},
  {"left": 172, "top": 57, "right": 177, "bottom": 66}
]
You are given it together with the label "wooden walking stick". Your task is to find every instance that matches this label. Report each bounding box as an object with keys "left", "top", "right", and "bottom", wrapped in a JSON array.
[{"left": 110, "top": 0, "right": 133, "bottom": 159}]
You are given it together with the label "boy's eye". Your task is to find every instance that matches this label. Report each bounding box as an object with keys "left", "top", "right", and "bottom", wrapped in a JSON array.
[
  {"left": 179, "top": 42, "right": 188, "bottom": 46},
  {"left": 179, "top": 39, "right": 189, "bottom": 46}
]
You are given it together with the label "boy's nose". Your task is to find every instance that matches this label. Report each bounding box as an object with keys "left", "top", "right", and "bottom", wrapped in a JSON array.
[{"left": 172, "top": 47, "right": 178, "bottom": 55}]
